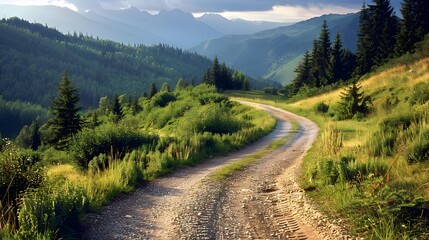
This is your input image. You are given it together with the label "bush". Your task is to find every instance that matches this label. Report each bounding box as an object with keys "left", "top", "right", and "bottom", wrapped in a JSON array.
[
  {"left": 70, "top": 125, "right": 157, "bottom": 168},
  {"left": 263, "top": 87, "right": 278, "bottom": 95},
  {"left": 0, "top": 144, "right": 44, "bottom": 204},
  {"left": 151, "top": 92, "right": 176, "bottom": 107},
  {"left": 315, "top": 102, "right": 329, "bottom": 114},
  {"left": 409, "top": 82, "right": 429, "bottom": 105},
  {"left": 178, "top": 103, "right": 242, "bottom": 135}
]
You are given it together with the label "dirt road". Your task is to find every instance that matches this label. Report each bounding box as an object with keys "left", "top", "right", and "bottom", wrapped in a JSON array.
[{"left": 83, "top": 101, "right": 349, "bottom": 239}]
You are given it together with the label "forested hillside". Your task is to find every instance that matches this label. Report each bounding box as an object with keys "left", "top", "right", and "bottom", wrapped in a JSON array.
[{"left": 0, "top": 17, "right": 212, "bottom": 107}]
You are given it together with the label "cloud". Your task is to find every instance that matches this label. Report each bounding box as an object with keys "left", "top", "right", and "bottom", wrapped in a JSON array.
[
  {"left": 80, "top": 0, "right": 364, "bottom": 12},
  {"left": 219, "top": 4, "right": 359, "bottom": 22},
  {"left": 0, "top": 0, "right": 78, "bottom": 11}
]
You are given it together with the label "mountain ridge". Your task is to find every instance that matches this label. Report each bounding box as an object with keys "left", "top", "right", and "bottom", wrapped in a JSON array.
[{"left": 192, "top": 13, "right": 360, "bottom": 84}]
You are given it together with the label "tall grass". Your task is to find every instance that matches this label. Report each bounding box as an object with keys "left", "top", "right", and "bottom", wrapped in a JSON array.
[{"left": 0, "top": 85, "right": 277, "bottom": 238}]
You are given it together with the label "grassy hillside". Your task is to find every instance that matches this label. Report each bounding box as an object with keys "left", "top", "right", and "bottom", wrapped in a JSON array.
[
  {"left": 193, "top": 13, "right": 359, "bottom": 84},
  {"left": 0, "top": 17, "right": 212, "bottom": 107},
  {"left": 227, "top": 39, "right": 429, "bottom": 237}
]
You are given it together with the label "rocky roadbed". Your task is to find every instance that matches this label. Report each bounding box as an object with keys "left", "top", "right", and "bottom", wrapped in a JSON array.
[{"left": 83, "top": 102, "right": 352, "bottom": 239}]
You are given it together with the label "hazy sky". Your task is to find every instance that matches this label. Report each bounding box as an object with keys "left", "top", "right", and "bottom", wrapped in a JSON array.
[{"left": 0, "top": 0, "right": 401, "bottom": 22}]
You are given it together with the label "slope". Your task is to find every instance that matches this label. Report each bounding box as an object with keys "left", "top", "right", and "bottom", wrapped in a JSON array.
[
  {"left": 0, "top": 18, "right": 212, "bottom": 107},
  {"left": 192, "top": 13, "right": 359, "bottom": 84}
]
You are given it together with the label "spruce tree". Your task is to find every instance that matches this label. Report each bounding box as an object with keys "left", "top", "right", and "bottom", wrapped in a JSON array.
[
  {"left": 369, "top": 0, "right": 398, "bottom": 65},
  {"left": 337, "top": 82, "right": 371, "bottom": 119},
  {"left": 356, "top": 3, "right": 374, "bottom": 76},
  {"left": 49, "top": 73, "right": 82, "bottom": 148},
  {"left": 210, "top": 56, "right": 221, "bottom": 89},
  {"left": 396, "top": 0, "right": 429, "bottom": 55},
  {"left": 330, "top": 32, "right": 344, "bottom": 84},
  {"left": 316, "top": 21, "right": 331, "bottom": 86},
  {"left": 292, "top": 51, "right": 312, "bottom": 94},
  {"left": 310, "top": 21, "right": 331, "bottom": 87},
  {"left": 111, "top": 95, "right": 123, "bottom": 122},
  {"left": 149, "top": 82, "right": 157, "bottom": 99}
]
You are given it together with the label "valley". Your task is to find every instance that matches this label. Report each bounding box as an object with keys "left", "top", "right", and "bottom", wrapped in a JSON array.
[{"left": 1, "top": 0, "right": 428, "bottom": 239}]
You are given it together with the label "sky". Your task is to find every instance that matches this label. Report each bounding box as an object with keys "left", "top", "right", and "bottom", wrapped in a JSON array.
[{"left": 0, "top": 0, "right": 401, "bottom": 22}]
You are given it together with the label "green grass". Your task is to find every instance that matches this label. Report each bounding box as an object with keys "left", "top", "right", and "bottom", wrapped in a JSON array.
[
  {"left": 228, "top": 56, "right": 429, "bottom": 238},
  {"left": 210, "top": 120, "right": 299, "bottom": 181}
]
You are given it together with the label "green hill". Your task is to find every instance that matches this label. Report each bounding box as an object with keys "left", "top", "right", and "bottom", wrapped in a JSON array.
[
  {"left": 0, "top": 17, "right": 212, "bottom": 107},
  {"left": 192, "top": 13, "right": 359, "bottom": 85}
]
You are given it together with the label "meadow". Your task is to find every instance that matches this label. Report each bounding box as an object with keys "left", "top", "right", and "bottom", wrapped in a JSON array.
[{"left": 0, "top": 84, "right": 276, "bottom": 239}]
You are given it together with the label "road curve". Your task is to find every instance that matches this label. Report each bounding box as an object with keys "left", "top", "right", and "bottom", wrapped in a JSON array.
[{"left": 83, "top": 101, "right": 324, "bottom": 239}]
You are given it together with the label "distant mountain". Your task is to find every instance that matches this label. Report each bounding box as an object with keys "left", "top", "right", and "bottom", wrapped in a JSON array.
[
  {"left": 192, "top": 13, "right": 360, "bottom": 85},
  {"left": 196, "top": 14, "right": 292, "bottom": 35},
  {"left": 0, "top": 18, "right": 212, "bottom": 107},
  {"left": 0, "top": 5, "right": 222, "bottom": 48},
  {"left": 0, "top": 5, "right": 292, "bottom": 49}
]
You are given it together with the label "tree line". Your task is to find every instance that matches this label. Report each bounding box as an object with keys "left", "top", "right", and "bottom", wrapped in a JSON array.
[{"left": 289, "top": 0, "right": 429, "bottom": 96}]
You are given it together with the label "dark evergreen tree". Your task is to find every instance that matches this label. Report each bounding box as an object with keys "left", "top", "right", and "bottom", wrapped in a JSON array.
[
  {"left": 312, "top": 20, "right": 331, "bottom": 86},
  {"left": 337, "top": 82, "right": 371, "bottom": 119},
  {"left": 396, "top": 0, "right": 429, "bottom": 55},
  {"left": 49, "top": 73, "right": 83, "bottom": 148},
  {"left": 369, "top": 0, "right": 398, "bottom": 65},
  {"left": 330, "top": 32, "right": 344, "bottom": 84},
  {"left": 202, "top": 68, "right": 213, "bottom": 85},
  {"left": 149, "top": 82, "right": 157, "bottom": 99},
  {"left": 30, "top": 121, "right": 41, "bottom": 150},
  {"left": 356, "top": 3, "right": 374, "bottom": 76},
  {"left": 341, "top": 49, "right": 357, "bottom": 81},
  {"left": 210, "top": 56, "right": 221, "bottom": 89},
  {"left": 292, "top": 51, "right": 312, "bottom": 94},
  {"left": 111, "top": 95, "right": 123, "bottom": 122},
  {"left": 309, "top": 40, "right": 321, "bottom": 87}
]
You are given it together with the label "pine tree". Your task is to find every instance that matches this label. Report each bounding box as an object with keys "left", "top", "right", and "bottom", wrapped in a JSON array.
[
  {"left": 369, "top": 0, "right": 398, "bottom": 65},
  {"left": 111, "top": 95, "right": 123, "bottom": 121},
  {"left": 396, "top": 0, "right": 429, "bottom": 55},
  {"left": 341, "top": 49, "right": 357, "bottom": 81},
  {"left": 337, "top": 82, "right": 371, "bottom": 119},
  {"left": 211, "top": 56, "right": 221, "bottom": 89},
  {"left": 314, "top": 20, "right": 332, "bottom": 86},
  {"left": 356, "top": 3, "right": 374, "bottom": 76},
  {"left": 330, "top": 32, "right": 344, "bottom": 84},
  {"left": 149, "top": 82, "right": 157, "bottom": 99},
  {"left": 49, "top": 73, "right": 82, "bottom": 148},
  {"left": 30, "top": 121, "right": 41, "bottom": 150},
  {"left": 292, "top": 51, "right": 312, "bottom": 94}
]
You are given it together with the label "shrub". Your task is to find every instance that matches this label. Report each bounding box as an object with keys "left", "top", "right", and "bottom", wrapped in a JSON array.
[
  {"left": 151, "top": 92, "right": 176, "bottom": 107},
  {"left": 315, "top": 102, "right": 329, "bottom": 114},
  {"left": 70, "top": 125, "right": 157, "bottom": 168},
  {"left": 0, "top": 144, "right": 44, "bottom": 205},
  {"left": 263, "top": 87, "right": 278, "bottom": 95},
  {"left": 409, "top": 82, "right": 429, "bottom": 105},
  {"left": 178, "top": 103, "right": 242, "bottom": 135}
]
